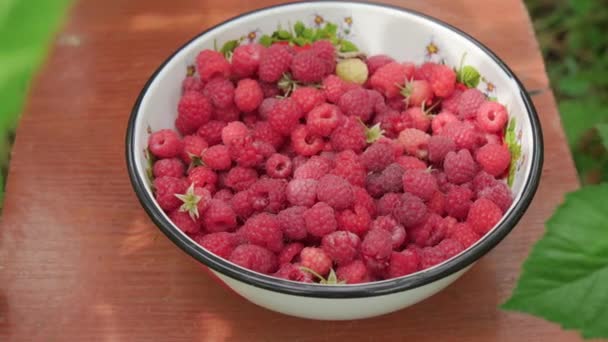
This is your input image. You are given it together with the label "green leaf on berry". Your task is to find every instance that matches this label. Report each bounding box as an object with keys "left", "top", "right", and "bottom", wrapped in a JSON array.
[
  {"left": 502, "top": 184, "right": 608, "bottom": 339},
  {"left": 299, "top": 267, "right": 346, "bottom": 285},
  {"left": 339, "top": 39, "right": 359, "bottom": 53},
  {"left": 457, "top": 65, "right": 481, "bottom": 88},
  {"left": 504, "top": 118, "right": 521, "bottom": 187},
  {"left": 293, "top": 36, "right": 308, "bottom": 47},
  {"left": 175, "top": 183, "right": 202, "bottom": 220},
  {"left": 294, "top": 21, "right": 305, "bottom": 36},
  {"left": 259, "top": 34, "right": 273, "bottom": 47},
  {"left": 595, "top": 123, "right": 608, "bottom": 150},
  {"left": 220, "top": 39, "right": 240, "bottom": 58},
  {"left": 364, "top": 122, "right": 385, "bottom": 144}
]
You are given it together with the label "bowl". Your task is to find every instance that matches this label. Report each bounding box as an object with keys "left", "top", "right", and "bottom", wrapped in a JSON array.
[{"left": 126, "top": 1, "right": 543, "bottom": 320}]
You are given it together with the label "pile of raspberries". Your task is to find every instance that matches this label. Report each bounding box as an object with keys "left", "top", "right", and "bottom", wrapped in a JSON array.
[{"left": 147, "top": 39, "right": 513, "bottom": 284}]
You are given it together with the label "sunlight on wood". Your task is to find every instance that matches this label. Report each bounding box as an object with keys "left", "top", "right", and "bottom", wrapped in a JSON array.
[
  {"left": 119, "top": 216, "right": 159, "bottom": 256},
  {"left": 198, "top": 312, "right": 233, "bottom": 341}
]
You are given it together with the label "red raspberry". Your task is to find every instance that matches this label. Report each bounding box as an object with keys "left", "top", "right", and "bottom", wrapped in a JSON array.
[
  {"left": 182, "top": 76, "right": 203, "bottom": 93},
  {"left": 428, "top": 135, "right": 456, "bottom": 164},
  {"left": 291, "top": 125, "right": 324, "bottom": 156},
  {"left": 229, "top": 244, "right": 278, "bottom": 274},
  {"left": 365, "top": 173, "right": 385, "bottom": 198},
  {"left": 361, "top": 140, "right": 396, "bottom": 172},
  {"left": 195, "top": 232, "right": 238, "bottom": 259},
  {"left": 401, "top": 80, "right": 433, "bottom": 107},
  {"left": 197, "top": 120, "right": 226, "bottom": 146},
  {"left": 331, "top": 150, "right": 366, "bottom": 186},
  {"left": 387, "top": 97, "right": 406, "bottom": 111},
  {"left": 444, "top": 149, "right": 478, "bottom": 184},
  {"left": 398, "top": 128, "right": 430, "bottom": 159},
  {"left": 378, "top": 163, "right": 406, "bottom": 194},
  {"left": 448, "top": 222, "right": 479, "bottom": 248},
  {"left": 176, "top": 91, "right": 213, "bottom": 134},
  {"left": 317, "top": 174, "right": 354, "bottom": 210},
  {"left": 294, "top": 155, "right": 331, "bottom": 180},
  {"left": 427, "top": 191, "right": 446, "bottom": 216},
  {"left": 258, "top": 97, "right": 278, "bottom": 120},
  {"left": 307, "top": 103, "right": 342, "bottom": 137},
  {"left": 278, "top": 242, "right": 305, "bottom": 264},
  {"left": 265, "top": 153, "right": 292, "bottom": 179},
  {"left": 419, "top": 246, "right": 445, "bottom": 269},
  {"left": 153, "top": 176, "right": 188, "bottom": 212},
  {"left": 435, "top": 238, "right": 464, "bottom": 260},
  {"left": 259, "top": 81, "right": 280, "bottom": 98},
  {"left": 311, "top": 40, "right": 336, "bottom": 74},
  {"left": 231, "top": 43, "right": 263, "bottom": 78},
  {"left": 177, "top": 185, "right": 213, "bottom": 218},
  {"left": 239, "top": 213, "right": 284, "bottom": 252},
  {"left": 214, "top": 104, "right": 240, "bottom": 122},
  {"left": 330, "top": 116, "right": 366, "bottom": 153},
  {"left": 457, "top": 88, "right": 485, "bottom": 119},
  {"left": 445, "top": 185, "right": 474, "bottom": 220},
  {"left": 322, "top": 231, "right": 361, "bottom": 266},
  {"left": 404, "top": 107, "right": 431, "bottom": 132},
  {"left": 248, "top": 178, "right": 287, "bottom": 214},
  {"left": 196, "top": 50, "right": 231, "bottom": 81},
  {"left": 409, "top": 213, "right": 442, "bottom": 247},
  {"left": 286, "top": 179, "right": 318, "bottom": 207},
  {"left": 352, "top": 186, "right": 377, "bottom": 218},
  {"left": 368, "top": 89, "right": 388, "bottom": 113},
  {"left": 370, "top": 62, "right": 414, "bottom": 99},
  {"left": 252, "top": 121, "right": 284, "bottom": 149},
  {"left": 336, "top": 260, "right": 370, "bottom": 284},
  {"left": 467, "top": 198, "right": 503, "bottom": 235},
  {"left": 441, "top": 121, "right": 482, "bottom": 151},
  {"left": 234, "top": 78, "right": 263, "bottom": 113},
  {"left": 472, "top": 171, "right": 498, "bottom": 193},
  {"left": 200, "top": 144, "right": 230, "bottom": 171},
  {"left": 377, "top": 193, "right": 402, "bottom": 216},
  {"left": 476, "top": 143, "right": 511, "bottom": 177},
  {"left": 213, "top": 189, "right": 233, "bottom": 202},
  {"left": 224, "top": 166, "right": 257, "bottom": 191},
  {"left": 441, "top": 216, "right": 458, "bottom": 237},
  {"left": 188, "top": 166, "right": 218, "bottom": 192},
  {"left": 413, "top": 62, "right": 434, "bottom": 81},
  {"left": 221, "top": 121, "right": 249, "bottom": 146},
  {"left": 387, "top": 249, "right": 420, "bottom": 278},
  {"left": 428, "top": 64, "right": 456, "bottom": 97},
  {"left": 396, "top": 156, "right": 427, "bottom": 170},
  {"left": 300, "top": 247, "right": 332, "bottom": 276},
  {"left": 258, "top": 44, "right": 293, "bottom": 82},
  {"left": 153, "top": 158, "right": 185, "bottom": 178},
  {"left": 304, "top": 202, "right": 337, "bottom": 237},
  {"left": 148, "top": 129, "right": 183, "bottom": 159},
  {"left": 203, "top": 77, "right": 234, "bottom": 109},
  {"left": 268, "top": 98, "right": 303, "bottom": 136},
  {"left": 322, "top": 74, "right": 355, "bottom": 104},
  {"left": 181, "top": 135, "right": 208, "bottom": 164},
  {"left": 434, "top": 171, "right": 450, "bottom": 192},
  {"left": 291, "top": 49, "right": 327, "bottom": 83},
  {"left": 230, "top": 190, "right": 255, "bottom": 219},
  {"left": 228, "top": 136, "right": 265, "bottom": 167},
  {"left": 441, "top": 89, "right": 462, "bottom": 113},
  {"left": 366, "top": 54, "right": 395, "bottom": 75},
  {"left": 291, "top": 87, "right": 326, "bottom": 114},
  {"left": 169, "top": 209, "right": 201, "bottom": 234},
  {"left": 273, "top": 263, "right": 313, "bottom": 282},
  {"left": 337, "top": 205, "right": 371, "bottom": 236},
  {"left": 277, "top": 206, "right": 307, "bottom": 241},
  {"left": 338, "top": 87, "right": 375, "bottom": 122},
  {"left": 478, "top": 182, "right": 513, "bottom": 213},
  {"left": 431, "top": 110, "right": 458, "bottom": 135},
  {"left": 204, "top": 199, "right": 237, "bottom": 232},
  {"left": 361, "top": 228, "right": 393, "bottom": 269},
  {"left": 476, "top": 101, "right": 508, "bottom": 133},
  {"left": 392, "top": 193, "right": 428, "bottom": 228},
  {"left": 484, "top": 133, "right": 502, "bottom": 145},
  {"left": 402, "top": 169, "right": 438, "bottom": 201},
  {"left": 370, "top": 215, "right": 406, "bottom": 250}
]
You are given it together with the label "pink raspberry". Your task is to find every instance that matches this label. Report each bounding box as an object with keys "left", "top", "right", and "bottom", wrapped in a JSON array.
[
  {"left": 366, "top": 54, "right": 395, "bottom": 75},
  {"left": 467, "top": 198, "right": 503, "bottom": 235},
  {"left": 336, "top": 260, "right": 370, "bottom": 284},
  {"left": 353, "top": 186, "right": 377, "bottom": 218},
  {"left": 377, "top": 192, "right": 402, "bottom": 216},
  {"left": 224, "top": 166, "right": 257, "bottom": 191},
  {"left": 370, "top": 62, "right": 414, "bottom": 99},
  {"left": 402, "top": 169, "right": 438, "bottom": 201},
  {"left": 252, "top": 121, "right": 284, "bottom": 149},
  {"left": 457, "top": 88, "right": 485, "bottom": 119},
  {"left": 435, "top": 238, "right": 465, "bottom": 260},
  {"left": 365, "top": 173, "right": 385, "bottom": 198},
  {"left": 431, "top": 110, "right": 459, "bottom": 135},
  {"left": 404, "top": 107, "right": 431, "bottom": 132},
  {"left": 230, "top": 190, "right": 255, "bottom": 219},
  {"left": 434, "top": 171, "right": 450, "bottom": 193},
  {"left": 476, "top": 101, "right": 508, "bottom": 133},
  {"left": 228, "top": 136, "right": 265, "bottom": 167},
  {"left": 229, "top": 244, "right": 278, "bottom": 274},
  {"left": 258, "top": 44, "right": 293, "bottom": 82},
  {"left": 214, "top": 104, "right": 240, "bottom": 122},
  {"left": 370, "top": 215, "right": 406, "bottom": 250},
  {"left": 304, "top": 202, "right": 337, "bottom": 237},
  {"left": 176, "top": 91, "right": 213, "bottom": 134},
  {"left": 444, "top": 149, "right": 478, "bottom": 184},
  {"left": 472, "top": 171, "right": 498, "bottom": 193},
  {"left": 291, "top": 87, "right": 326, "bottom": 114},
  {"left": 273, "top": 263, "right": 314, "bottom": 282},
  {"left": 361, "top": 140, "right": 396, "bottom": 172},
  {"left": 398, "top": 128, "right": 430, "bottom": 159},
  {"left": 387, "top": 249, "right": 420, "bottom": 278},
  {"left": 413, "top": 62, "right": 435, "bottom": 81},
  {"left": 409, "top": 213, "right": 442, "bottom": 247},
  {"left": 203, "top": 77, "right": 234, "bottom": 109},
  {"left": 195, "top": 50, "right": 231, "bottom": 81},
  {"left": 213, "top": 189, "right": 233, "bottom": 202},
  {"left": 441, "top": 216, "right": 458, "bottom": 237},
  {"left": 286, "top": 179, "right": 318, "bottom": 207},
  {"left": 265, "top": 153, "right": 292, "bottom": 179},
  {"left": 322, "top": 74, "right": 356, "bottom": 103},
  {"left": 248, "top": 178, "right": 287, "bottom": 214},
  {"left": 307, "top": 103, "right": 342, "bottom": 137},
  {"left": 291, "top": 125, "right": 324, "bottom": 156},
  {"left": 337, "top": 205, "right": 371, "bottom": 236},
  {"left": 153, "top": 176, "right": 188, "bottom": 212},
  {"left": 231, "top": 43, "right": 264, "bottom": 78},
  {"left": 419, "top": 246, "right": 445, "bottom": 269},
  {"left": 401, "top": 80, "right": 433, "bottom": 107},
  {"left": 311, "top": 40, "right": 336, "bottom": 74},
  {"left": 427, "top": 191, "right": 446, "bottom": 216},
  {"left": 259, "top": 81, "right": 280, "bottom": 98},
  {"left": 476, "top": 143, "right": 511, "bottom": 177},
  {"left": 330, "top": 150, "right": 366, "bottom": 186},
  {"left": 197, "top": 120, "right": 226, "bottom": 146},
  {"left": 182, "top": 76, "right": 203, "bottom": 93},
  {"left": 239, "top": 213, "right": 284, "bottom": 252},
  {"left": 396, "top": 155, "right": 427, "bottom": 170},
  {"left": 181, "top": 135, "right": 208, "bottom": 164},
  {"left": 428, "top": 63, "right": 456, "bottom": 97},
  {"left": 445, "top": 185, "right": 474, "bottom": 220},
  {"left": 204, "top": 199, "right": 237, "bottom": 232},
  {"left": 361, "top": 228, "right": 393, "bottom": 270},
  {"left": 202, "top": 144, "right": 231, "bottom": 170},
  {"left": 428, "top": 135, "right": 456, "bottom": 164},
  {"left": 484, "top": 133, "right": 502, "bottom": 145},
  {"left": 387, "top": 97, "right": 406, "bottom": 111},
  {"left": 448, "top": 222, "right": 479, "bottom": 248},
  {"left": 317, "top": 174, "right": 354, "bottom": 210},
  {"left": 392, "top": 193, "right": 428, "bottom": 228},
  {"left": 277, "top": 206, "right": 307, "bottom": 241},
  {"left": 268, "top": 98, "right": 303, "bottom": 136},
  {"left": 169, "top": 209, "right": 201, "bottom": 234},
  {"left": 188, "top": 166, "right": 218, "bottom": 192},
  {"left": 330, "top": 116, "right": 367, "bottom": 153},
  {"left": 278, "top": 242, "right": 305, "bottom": 264},
  {"left": 153, "top": 158, "right": 185, "bottom": 178},
  {"left": 195, "top": 232, "right": 238, "bottom": 259},
  {"left": 148, "top": 129, "right": 183, "bottom": 159},
  {"left": 300, "top": 247, "right": 332, "bottom": 276},
  {"left": 378, "top": 163, "right": 406, "bottom": 194},
  {"left": 322, "top": 231, "right": 361, "bottom": 266},
  {"left": 234, "top": 78, "right": 263, "bottom": 112},
  {"left": 441, "top": 121, "right": 482, "bottom": 151},
  {"left": 441, "top": 89, "right": 462, "bottom": 114},
  {"left": 478, "top": 182, "right": 513, "bottom": 213},
  {"left": 291, "top": 49, "right": 327, "bottom": 83},
  {"left": 221, "top": 121, "right": 249, "bottom": 146},
  {"left": 338, "top": 87, "right": 375, "bottom": 122},
  {"left": 294, "top": 155, "right": 331, "bottom": 180}
]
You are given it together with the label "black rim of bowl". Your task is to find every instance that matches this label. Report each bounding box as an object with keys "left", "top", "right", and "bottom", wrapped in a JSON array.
[{"left": 126, "top": 0, "right": 544, "bottom": 298}]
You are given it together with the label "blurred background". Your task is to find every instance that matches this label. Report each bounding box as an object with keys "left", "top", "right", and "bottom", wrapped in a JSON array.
[{"left": 0, "top": 0, "right": 607, "bottom": 209}]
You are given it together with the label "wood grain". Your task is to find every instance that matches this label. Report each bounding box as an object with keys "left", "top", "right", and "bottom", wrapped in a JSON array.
[{"left": 0, "top": 0, "right": 582, "bottom": 341}]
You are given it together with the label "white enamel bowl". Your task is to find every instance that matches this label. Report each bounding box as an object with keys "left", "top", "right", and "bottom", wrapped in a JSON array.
[{"left": 126, "top": 1, "right": 543, "bottom": 320}]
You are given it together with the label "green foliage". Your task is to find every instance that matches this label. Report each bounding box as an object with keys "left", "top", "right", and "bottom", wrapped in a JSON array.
[
  {"left": 257, "top": 21, "right": 358, "bottom": 53},
  {"left": 504, "top": 118, "right": 521, "bottom": 187}
]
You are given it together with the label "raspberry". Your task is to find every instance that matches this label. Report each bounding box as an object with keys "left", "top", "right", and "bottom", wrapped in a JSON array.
[
  {"left": 175, "top": 91, "right": 213, "bottom": 135},
  {"left": 170, "top": 209, "right": 201, "bottom": 234},
  {"left": 248, "top": 178, "right": 287, "bottom": 213},
  {"left": 434, "top": 171, "right": 450, "bottom": 192},
  {"left": 213, "top": 189, "right": 233, "bottom": 202},
  {"left": 366, "top": 54, "right": 394, "bottom": 75},
  {"left": 234, "top": 78, "right": 263, "bottom": 112},
  {"left": 365, "top": 173, "right": 385, "bottom": 198},
  {"left": 428, "top": 135, "right": 456, "bottom": 164},
  {"left": 181, "top": 135, "right": 208, "bottom": 164},
  {"left": 182, "top": 76, "right": 203, "bottom": 93},
  {"left": 286, "top": 179, "right": 318, "bottom": 207},
  {"left": 431, "top": 110, "right": 459, "bottom": 135},
  {"left": 387, "top": 97, "right": 406, "bottom": 111},
  {"left": 361, "top": 140, "right": 396, "bottom": 172},
  {"left": 277, "top": 206, "right": 307, "bottom": 241},
  {"left": 370, "top": 215, "right": 406, "bottom": 250},
  {"left": 472, "top": 171, "right": 498, "bottom": 193},
  {"left": 409, "top": 213, "right": 442, "bottom": 247},
  {"left": 338, "top": 87, "right": 374, "bottom": 122},
  {"left": 273, "top": 263, "right": 313, "bottom": 282},
  {"left": 230, "top": 190, "right": 255, "bottom": 219},
  {"left": 445, "top": 185, "right": 474, "bottom": 220},
  {"left": 322, "top": 74, "right": 356, "bottom": 103},
  {"left": 224, "top": 166, "right": 257, "bottom": 191},
  {"left": 448, "top": 222, "right": 479, "bottom": 248},
  {"left": 317, "top": 174, "right": 353, "bottom": 210},
  {"left": 221, "top": 121, "right": 249, "bottom": 146},
  {"left": 176, "top": 184, "right": 213, "bottom": 219},
  {"left": 291, "top": 49, "right": 327, "bottom": 83},
  {"left": 231, "top": 43, "right": 263, "bottom": 78},
  {"left": 258, "top": 97, "right": 278, "bottom": 121},
  {"left": 457, "top": 88, "right": 485, "bottom": 119},
  {"left": 476, "top": 143, "right": 511, "bottom": 177},
  {"left": 148, "top": 129, "right": 183, "bottom": 159},
  {"left": 392, "top": 193, "right": 428, "bottom": 228},
  {"left": 290, "top": 125, "right": 324, "bottom": 156},
  {"left": 444, "top": 149, "right": 478, "bottom": 184},
  {"left": 195, "top": 232, "right": 238, "bottom": 259},
  {"left": 379, "top": 163, "right": 406, "bottom": 194},
  {"left": 398, "top": 128, "right": 430, "bottom": 159},
  {"left": 484, "top": 133, "right": 502, "bottom": 145},
  {"left": 259, "top": 81, "right": 280, "bottom": 98},
  {"left": 427, "top": 190, "right": 446, "bottom": 216},
  {"left": 153, "top": 158, "right": 185, "bottom": 178},
  {"left": 370, "top": 62, "right": 414, "bottom": 99},
  {"left": 336, "top": 58, "right": 369, "bottom": 85},
  {"left": 204, "top": 199, "right": 237, "bottom": 232},
  {"left": 476, "top": 101, "right": 508, "bottom": 133},
  {"left": 428, "top": 63, "right": 456, "bottom": 97},
  {"left": 402, "top": 169, "right": 438, "bottom": 201},
  {"left": 307, "top": 103, "right": 342, "bottom": 137},
  {"left": 336, "top": 205, "right": 371, "bottom": 236},
  {"left": 188, "top": 166, "right": 218, "bottom": 192},
  {"left": 311, "top": 40, "right": 336, "bottom": 73},
  {"left": 291, "top": 87, "right": 326, "bottom": 114},
  {"left": 467, "top": 198, "right": 503, "bottom": 235},
  {"left": 435, "top": 238, "right": 464, "bottom": 259},
  {"left": 153, "top": 176, "right": 188, "bottom": 212},
  {"left": 300, "top": 247, "right": 332, "bottom": 276},
  {"left": 214, "top": 104, "right": 240, "bottom": 122},
  {"left": 322, "top": 231, "right": 361, "bottom": 266},
  {"left": 228, "top": 136, "right": 264, "bottom": 167},
  {"left": 252, "top": 121, "right": 284, "bottom": 149},
  {"left": 330, "top": 150, "right": 366, "bottom": 186},
  {"left": 396, "top": 156, "right": 427, "bottom": 170},
  {"left": 294, "top": 155, "right": 331, "bottom": 180},
  {"left": 197, "top": 120, "right": 226, "bottom": 146},
  {"left": 203, "top": 77, "right": 234, "bottom": 109},
  {"left": 401, "top": 80, "right": 433, "bottom": 107},
  {"left": 387, "top": 249, "right": 420, "bottom": 278},
  {"left": 361, "top": 228, "right": 393, "bottom": 268},
  {"left": 404, "top": 107, "right": 431, "bottom": 132},
  {"left": 441, "top": 121, "right": 482, "bottom": 151},
  {"left": 441, "top": 89, "right": 462, "bottom": 114},
  {"left": 304, "top": 202, "right": 337, "bottom": 237},
  {"left": 258, "top": 44, "right": 293, "bottom": 82},
  {"left": 441, "top": 216, "right": 458, "bottom": 237},
  {"left": 268, "top": 98, "right": 303, "bottom": 136},
  {"left": 413, "top": 62, "right": 435, "bottom": 81},
  {"left": 229, "top": 244, "right": 278, "bottom": 274},
  {"left": 336, "top": 260, "right": 370, "bottom": 284},
  {"left": 239, "top": 213, "right": 284, "bottom": 252},
  {"left": 265, "top": 153, "right": 292, "bottom": 179},
  {"left": 377, "top": 193, "right": 402, "bottom": 216},
  {"left": 330, "top": 116, "right": 367, "bottom": 153},
  {"left": 420, "top": 247, "right": 445, "bottom": 269},
  {"left": 202, "top": 144, "right": 231, "bottom": 170},
  {"left": 478, "top": 182, "right": 513, "bottom": 213},
  {"left": 195, "top": 50, "right": 231, "bottom": 81},
  {"left": 278, "top": 242, "right": 305, "bottom": 264}
]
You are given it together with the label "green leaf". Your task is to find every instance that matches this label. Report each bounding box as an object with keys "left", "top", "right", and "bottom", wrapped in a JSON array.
[
  {"left": 558, "top": 74, "right": 590, "bottom": 96},
  {"left": 219, "top": 39, "right": 240, "bottom": 58},
  {"left": 294, "top": 21, "right": 305, "bottom": 36},
  {"left": 559, "top": 100, "right": 608, "bottom": 149},
  {"left": 324, "top": 22, "right": 338, "bottom": 35},
  {"left": 457, "top": 65, "right": 481, "bottom": 88},
  {"left": 596, "top": 124, "right": 608, "bottom": 150},
  {"left": 504, "top": 118, "right": 521, "bottom": 187},
  {"left": 339, "top": 40, "right": 358, "bottom": 53},
  {"left": 259, "top": 34, "right": 273, "bottom": 47},
  {"left": 502, "top": 184, "right": 608, "bottom": 339},
  {"left": 275, "top": 29, "right": 291, "bottom": 40},
  {"left": 293, "top": 37, "right": 308, "bottom": 47},
  {"left": 301, "top": 28, "right": 314, "bottom": 39}
]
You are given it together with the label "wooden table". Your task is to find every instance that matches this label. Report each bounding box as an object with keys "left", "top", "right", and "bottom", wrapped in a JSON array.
[{"left": 0, "top": 0, "right": 582, "bottom": 340}]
